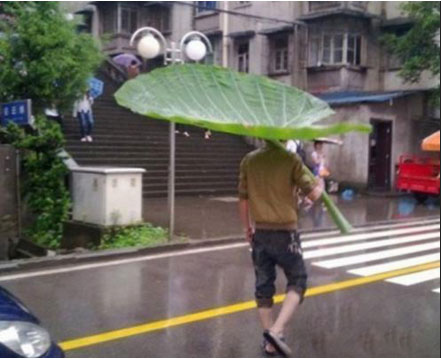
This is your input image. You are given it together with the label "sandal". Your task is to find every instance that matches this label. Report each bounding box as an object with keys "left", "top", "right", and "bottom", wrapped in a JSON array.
[
  {"left": 261, "top": 338, "right": 278, "bottom": 357},
  {"left": 263, "top": 330, "right": 292, "bottom": 358}
]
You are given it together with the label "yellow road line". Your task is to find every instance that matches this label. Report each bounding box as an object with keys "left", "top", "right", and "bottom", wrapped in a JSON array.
[{"left": 60, "top": 261, "right": 440, "bottom": 352}]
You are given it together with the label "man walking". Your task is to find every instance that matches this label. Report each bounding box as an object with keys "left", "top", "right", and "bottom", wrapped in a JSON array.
[{"left": 238, "top": 140, "right": 323, "bottom": 357}]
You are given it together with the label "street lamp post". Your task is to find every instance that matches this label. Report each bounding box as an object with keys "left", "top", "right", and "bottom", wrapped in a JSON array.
[{"left": 130, "top": 27, "right": 213, "bottom": 241}]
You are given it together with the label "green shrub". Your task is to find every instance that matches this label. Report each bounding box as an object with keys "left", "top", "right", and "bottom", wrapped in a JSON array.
[
  {"left": 1, "top": 117, "right": 71, "bottom": 249},
  {"left": 98, "top": 224, "right": 168, "bottom": 250}
]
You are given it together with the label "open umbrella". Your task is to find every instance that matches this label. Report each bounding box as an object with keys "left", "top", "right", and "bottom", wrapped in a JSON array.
[
  {"left": 422, "top": 131, "right": 440, "bottom": 152},
  {"left": 115, "top": 64, "right": 372, "bottom": 233},
  {"left": 314, "top": 137, "right": 344, "bottom": 146},
  {"left": 88, "top": 77, "right": 104, "bottom": 98},
  {"left": 113, "top": 53, "right": 142, "bottom": 68}
]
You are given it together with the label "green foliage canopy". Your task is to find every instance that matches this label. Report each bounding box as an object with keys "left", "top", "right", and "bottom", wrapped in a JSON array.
[
  {"left": 0, "top": 1, "right": 103, "bottom": 113},
  {"left": 383, "top": 2, "right": 440, "bottom": 104}
]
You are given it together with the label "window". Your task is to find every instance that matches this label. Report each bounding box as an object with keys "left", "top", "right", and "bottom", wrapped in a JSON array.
[
  {"left": 322, "top": 33, "right": 344, "bottom": 64},
  {"left": 146, "top": 6, "right": 171, "bottom": 33},
  {"left": 309, "top": 33, "right": 363, "bottom": 66},
  {"left": 197, "top": 1, "right": 217, "bottom": 14},
  {"left": 309, "top": 2, "right": 341, "bottom": 12},
  {"left": 121, "top": 7, "right": 138, "bottom": 34},
  {"left": 237, "top": 42, "right": 249, "bottom": 73},
  {"left": 383, "top": 26, "right": 410, "bottom": 70},
  {"left": 102, "top": 6, "right": 117, "bottom": 34},
  {"left": 309, "top": 1, "right": 367, "bottom": 12},
  {"left": 347, "top": 34, "right": 362, "bottom": 66},
  {"left": 333, "top": 34, "right": 344, "bottom": 63},
  {"left": 309, "top": 35, "right": 321, "bottom": 67},
  {"left": 272, "top": 36, "right": 289, "bottom": 73}
]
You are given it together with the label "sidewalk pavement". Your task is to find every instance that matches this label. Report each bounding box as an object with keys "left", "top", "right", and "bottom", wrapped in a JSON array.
[{"left": 143, "top": 194, "right": 440, "bottom": 240}]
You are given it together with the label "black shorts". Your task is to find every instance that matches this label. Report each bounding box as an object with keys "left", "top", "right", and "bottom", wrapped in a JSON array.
[{"left": 251, "top": 230, "right": 308, "bottom": 308}]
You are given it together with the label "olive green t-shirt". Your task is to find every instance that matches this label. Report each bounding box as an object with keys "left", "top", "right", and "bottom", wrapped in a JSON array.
[{"left": 238, "top": 143, "right": 317, "bottom": 230}]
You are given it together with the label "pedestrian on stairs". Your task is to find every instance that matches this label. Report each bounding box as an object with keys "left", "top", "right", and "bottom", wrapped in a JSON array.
[
  {"left": 73, "top": 91, "right": 94, "bottom": 143},
  {"left": 238, "top": 140, "right": 323, "bottom": 357}
]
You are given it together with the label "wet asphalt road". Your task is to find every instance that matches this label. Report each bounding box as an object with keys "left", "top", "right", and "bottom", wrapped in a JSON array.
[
  {"left": 143, "top": 195, "right": 440, "bottom": 240},
  {"left": 0, "top": 216, "right": 440, "bottom": 358}
]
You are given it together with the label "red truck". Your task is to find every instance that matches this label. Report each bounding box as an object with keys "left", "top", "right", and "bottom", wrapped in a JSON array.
[{"left": 396, "top": 154, "right": 440, "bottom": 200}]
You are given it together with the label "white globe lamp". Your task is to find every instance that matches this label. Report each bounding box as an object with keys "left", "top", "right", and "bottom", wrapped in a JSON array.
[
  {"left": 137, "top": 34, "right": 161, "bottom": 59},
  {"left": 185, "top": 39, "right": 207, "bottom": 62}
]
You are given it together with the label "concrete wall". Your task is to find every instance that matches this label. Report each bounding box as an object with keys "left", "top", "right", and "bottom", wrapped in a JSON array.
[
  {"left": 0, "top": 146, "right": 18, "bottom": 260},
  {"left": 366, "top": 2, "right": 384, "bottom": 17},
  {"left": 229, "top": 2, "right": 297, "bottom": 33},
  {"left": 316, "top": 93, "right": 429, "bottom": 189},
  {"left": 308, "top": 105, "right": 371, "bottom": 186},
  {"left": 308, "top": 67, "right": 368, "bottom": 93},
  {"left": 170, "top": 3, "right": 193, "bottom": 42},
  {"left": 194, "top": 12, "right": 220, "bottom": 33},
  {"left": 60, "top": 2, "right": 88, "bottom": 14},
  {"left": 383, "top": 70, "right": 440, "bottom": 92},
  {"left": 383, "top": 2, "right": 405, "bottom": 19}
]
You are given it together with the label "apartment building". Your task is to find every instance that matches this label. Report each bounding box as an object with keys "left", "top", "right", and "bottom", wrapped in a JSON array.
[{"left": 75, "top": 1, "right": 440, "bottom": 191}]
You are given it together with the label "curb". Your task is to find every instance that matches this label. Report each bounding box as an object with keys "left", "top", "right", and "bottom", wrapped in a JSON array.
[
  {"left": 0, "top": 226, "right": 337, "bottom": 274},
  {"left": 0, "top": 236, "right": 244, "bottom": 275},
  {"left": 0, "top": 215, "right": 439, "bottom": 275}
]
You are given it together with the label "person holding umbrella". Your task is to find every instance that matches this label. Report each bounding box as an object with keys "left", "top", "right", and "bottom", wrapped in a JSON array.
[
  {"left": 113, "top": 54, "right": 142, "bottom": 80},
  {"left": 311, "top": 139, "right": 334, "bottom": 189}
]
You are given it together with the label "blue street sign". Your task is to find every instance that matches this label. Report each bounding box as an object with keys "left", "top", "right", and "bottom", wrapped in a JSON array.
[{"left": 1, "top": 100, "right": 32, "bottom": 127}]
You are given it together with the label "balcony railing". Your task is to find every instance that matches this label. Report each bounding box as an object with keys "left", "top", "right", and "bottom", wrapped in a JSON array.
[{"left": 309, "top": 2, "right": 368, "bottom": 13}]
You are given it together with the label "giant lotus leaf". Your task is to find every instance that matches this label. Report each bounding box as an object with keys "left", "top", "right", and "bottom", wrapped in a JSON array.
[
  {"left": 115, "top": 64, "right": 371, "bottom": 140},
  {"left": 115, "top": 64, "right": 371, "bottom": 234}
]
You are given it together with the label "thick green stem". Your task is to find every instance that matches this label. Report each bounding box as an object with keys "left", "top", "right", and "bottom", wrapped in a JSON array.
[
  {"left": 303, "top": 166, "right": 353, "bottom": 234},
  {"left": 271, "top": 140, "right": 353, "bottom": 234}
]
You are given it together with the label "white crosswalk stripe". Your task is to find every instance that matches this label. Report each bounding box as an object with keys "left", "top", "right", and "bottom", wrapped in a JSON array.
[
  {"left": 305, "top": 220, "right": 440, "bottom": 294},
  {"left": 302, "top": 218, "right": 440, "bottom": 241},
  {"left": 386, "top": 268, "right": 440, "bottom": 286},
  {"left": 303, "top": 224, "right": 440, "bottom": 248},
  {"left": 433, "top": 288, "right": 440, "bottom": 294},
  {"left": 348, "top": 253, "right": 440, "bottom": 276},
  {"left": 304, "top": 232, "right": 439, "bottom": 259},
  {"left": 314, "top": 241, "right": 440, "bottom": 269}
]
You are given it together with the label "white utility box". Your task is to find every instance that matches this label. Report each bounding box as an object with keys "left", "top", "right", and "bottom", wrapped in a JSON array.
[{"left": 71, "top": 167, "right": 146, "bottom": 227}]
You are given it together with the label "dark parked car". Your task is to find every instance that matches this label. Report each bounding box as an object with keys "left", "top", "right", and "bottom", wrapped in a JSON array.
[{"left": 0, "top": 286, "right": 64, "bottom": 358}]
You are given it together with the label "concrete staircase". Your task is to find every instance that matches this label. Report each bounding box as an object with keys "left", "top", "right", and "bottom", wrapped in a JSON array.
[{"left": 64, "top": 71, "right": 253, "bottom": 198}]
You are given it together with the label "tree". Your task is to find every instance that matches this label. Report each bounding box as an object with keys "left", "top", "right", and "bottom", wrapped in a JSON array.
[
  {"left": 0, "top": 1, "right": 103, "bottom": 114},
  {"left": 0, "top": 2, "right": 102, "bottom": 250},
  {"left": 383, "top": 2, "right": 440, "bottom": 104}
]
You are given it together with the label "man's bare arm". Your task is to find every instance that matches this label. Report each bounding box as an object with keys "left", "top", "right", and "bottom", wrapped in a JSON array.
[
  {"left": 307, "top": 184, "right": 324, "bottom": 202},
  {"left": 239, "top": 199, "right": 253, "bottom": 243}
]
